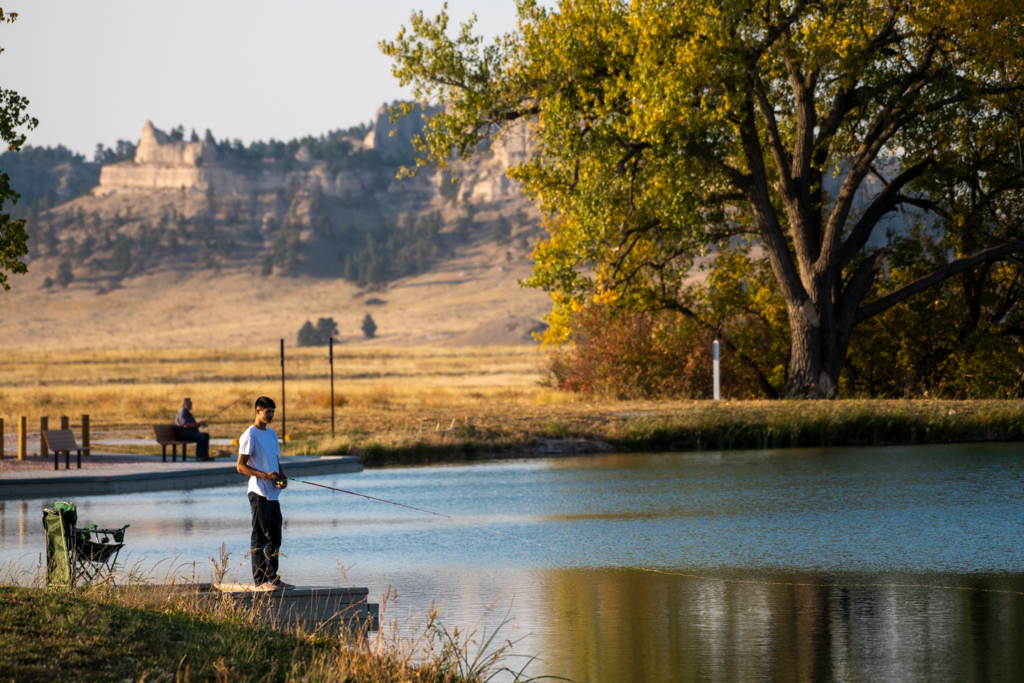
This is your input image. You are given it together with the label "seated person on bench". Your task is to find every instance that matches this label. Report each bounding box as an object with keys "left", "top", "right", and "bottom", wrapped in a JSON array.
[{"left": 174, "top": 397, "right": 211, "bottom": 461}]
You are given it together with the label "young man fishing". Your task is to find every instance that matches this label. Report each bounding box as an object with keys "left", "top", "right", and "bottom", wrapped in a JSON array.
[{"left": 236, "top": 396, "right": 294, "bottom": 590}]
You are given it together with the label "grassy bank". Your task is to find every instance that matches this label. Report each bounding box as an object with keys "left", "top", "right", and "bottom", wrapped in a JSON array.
[
  {"left": 0, "top": 582, "right": 524, "bottom": 683},
  {"left": 294, "top": 399, "right": 1024, "bottom": 466}
]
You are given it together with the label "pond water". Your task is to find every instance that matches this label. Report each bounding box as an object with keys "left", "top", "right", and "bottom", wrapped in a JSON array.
[{"left": 3, "top": 443, "right": 1024, "bottom": 682}]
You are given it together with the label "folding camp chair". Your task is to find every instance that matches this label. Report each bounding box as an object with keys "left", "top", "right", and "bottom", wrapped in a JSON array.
[{"left": 43, "top": 501, "right": 130, "bottom": 588}]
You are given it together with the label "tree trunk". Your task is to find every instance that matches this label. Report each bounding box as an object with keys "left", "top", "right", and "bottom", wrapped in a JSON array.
[{"left": 785, "top": 297, "right": 845, "bottom": 398}]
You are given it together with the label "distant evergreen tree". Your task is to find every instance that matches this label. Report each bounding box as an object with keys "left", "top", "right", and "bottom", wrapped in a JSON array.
[
  {"left": 190, "top": 129, "right": 200, "bottom": 142},
  {"left": 314, "top": 213, "right": 332, "bottom": 238},
  {"left": 56, "top": 260, "right": 74, "bottom": 287},
  {"left": 361, "top": 313, "right": 377, "bottom": 339},
  {"left": 297, "top": 317, "right": 339, "bottom": 346},
  {"left": 272, "top": 221, "right": 300, "bottom": 270},
  {"left": 261, "top": 255, "right": 273, "bottom": 276},
  {"left": 310, "top": 185, "right": 326, "bottom": 215},
  {"left": 315, "top": 317, "right": 338, "bottom": 343},
  {"left": 111, "top": 235, "right": 132, "bottom": 277},
  {"left": 297, "top": 321, "right": 317, "bottom": 347},
  {"left": 495, "top": 215, "right": 513, "bottom": 241},
  {"left": 93, "top": 140, "right": 137, "bottom": 164}
]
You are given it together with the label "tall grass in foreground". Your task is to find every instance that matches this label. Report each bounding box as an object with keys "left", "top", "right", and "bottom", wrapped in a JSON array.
[{"left": 0, "top": 551, "right": 555, "bottom": 683}]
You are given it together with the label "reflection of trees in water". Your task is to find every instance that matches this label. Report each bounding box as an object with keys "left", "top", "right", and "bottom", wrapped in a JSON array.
[{"left": 540, "top": 568, "right": 1023, "bottom": 683}]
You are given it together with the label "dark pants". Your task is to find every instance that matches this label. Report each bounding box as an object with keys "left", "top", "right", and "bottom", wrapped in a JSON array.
[
  {"left": 175, "top": 429, "right": 210, "bottom": 459},
  {"left": 248, "top": 492, "right": 282, "bottom": 585}
]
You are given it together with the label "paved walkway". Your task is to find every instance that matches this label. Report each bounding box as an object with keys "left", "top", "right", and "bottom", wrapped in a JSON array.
[
  {"left": 0, "top": 453, "right": 187, "bottom": 474},
  {"left": 0, "top": 455, "right": 362, "bottom": 499}
]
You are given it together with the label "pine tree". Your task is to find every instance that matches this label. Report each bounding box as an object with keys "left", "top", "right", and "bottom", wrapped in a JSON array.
[
  {"left": 111, "top": 235, "right": 132, "bottom": 278},
  {"left": 56, "top": 260, "right": 74, "bottom": 288},
  {"left": 361, "top": 314, "right": 377, "bottom": 339}
]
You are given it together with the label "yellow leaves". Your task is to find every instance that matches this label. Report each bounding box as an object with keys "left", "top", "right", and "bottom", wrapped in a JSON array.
[
  {"left": 540, "top": 294, "right": 578, "bottom": 347},
  {"left": 592, "top": 287, "right": 620, "bottom": 305}
]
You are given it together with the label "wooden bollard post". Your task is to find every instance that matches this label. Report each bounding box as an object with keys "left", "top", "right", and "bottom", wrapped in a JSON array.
[
  {"left": 82, "top": 414, "right": 90, "bottom": 456},
  {"left": 18, "top": 416, "right": 26, "bottom": 460},
  {"left": 40, "top": 416, "right": 48, "bottom": 457},
  {"left": 0, "top": 418, "right": 4, "bottom": 460},
  {"left": 61, "top": 415, "right": 69, "bottom": 430}
]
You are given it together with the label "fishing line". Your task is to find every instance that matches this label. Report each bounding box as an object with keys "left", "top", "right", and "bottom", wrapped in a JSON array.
[
  {"left": 287, "top": 477, "right": 451, "bottom": 519},
  {"left": 288, "top": 476, "right": 1024, "bottom": 599}
]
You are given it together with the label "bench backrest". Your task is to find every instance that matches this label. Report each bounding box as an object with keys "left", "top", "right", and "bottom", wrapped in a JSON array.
[
  {"left": 44, "top": 429, "right": 79, "bottom": 452},
  {"left": 152, "top": 424, "right": 181, "bottom": 444}
]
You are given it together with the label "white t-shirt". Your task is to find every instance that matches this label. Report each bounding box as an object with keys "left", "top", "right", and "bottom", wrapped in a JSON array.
[{"left": 239, "top": 425, "right": 282, "bottom": 501}]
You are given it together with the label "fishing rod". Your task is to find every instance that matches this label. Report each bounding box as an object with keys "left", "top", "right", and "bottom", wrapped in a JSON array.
[
  {"left": 206, "top": 383, "right": 269, "bottom": 423},
  {"left": 286, "top": 477, "right": 451, "bottom": 519}
]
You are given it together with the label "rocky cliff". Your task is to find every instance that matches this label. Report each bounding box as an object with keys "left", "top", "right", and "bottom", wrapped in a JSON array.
[{"left": 15, "top": 101, "right": 541, "bottom": 299}]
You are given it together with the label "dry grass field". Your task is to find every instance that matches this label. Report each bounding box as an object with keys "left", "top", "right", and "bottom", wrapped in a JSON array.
[
  {"left": 3, "top": 345, "right": 1024, "bottom": 463},
  {"left": 0, "top": 344, "right": 560, "bottom": 444}
]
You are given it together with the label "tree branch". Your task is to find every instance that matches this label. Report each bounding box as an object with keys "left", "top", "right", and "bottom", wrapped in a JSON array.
[
  {"left": 735, "top": 97, "right": 808, "bottom": 305},
  {"left": 856, "top": 241, "right": 1024, "bottom": 323},
  {"left": 836, "top": 158, "right": 934, "bottom": 271},
  {"left": 818, "top": 43, "right": 940, "bottom": 266}
]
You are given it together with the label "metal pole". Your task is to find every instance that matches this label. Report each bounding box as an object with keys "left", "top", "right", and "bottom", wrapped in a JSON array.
[
  {"left": 82, "top": 414, "right": 90, "bottom": 456},
  {"left": 280, "top": 338, "right": 286, "bottom": 441},
  {"left": 713, "top": 340, "right": 721, "bottom": 401},
  {"left": 329, "top": 336, "right": 335, "bottom": 439}
]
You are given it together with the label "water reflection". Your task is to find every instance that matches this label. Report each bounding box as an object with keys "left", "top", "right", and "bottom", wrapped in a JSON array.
[{"left": 538, "top": 568, "right": 1024, "bottom": 682}]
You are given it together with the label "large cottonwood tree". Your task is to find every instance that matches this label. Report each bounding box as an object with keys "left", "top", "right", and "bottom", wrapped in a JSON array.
[
  {"left": 0, "top": 9, "right": 38, "bottom": 291},
  {"left": 383, "top": 0, "right": 1024, "bottom": 396}
]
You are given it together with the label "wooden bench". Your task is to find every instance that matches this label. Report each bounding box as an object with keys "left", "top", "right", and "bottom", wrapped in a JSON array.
[
  {"left": 43, "top": 429, "right": 89, "bottom": 470},
  {"left": 152, "top": 424, "right": 191, "bottom": 462}
]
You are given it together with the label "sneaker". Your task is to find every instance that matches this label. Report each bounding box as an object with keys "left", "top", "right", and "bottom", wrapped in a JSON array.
[
  {"left": 258, "top": 581, "right": 281, "bottom": 591},
  {"left": 271, "top": 578, "right": 295, "bottom": 590}
]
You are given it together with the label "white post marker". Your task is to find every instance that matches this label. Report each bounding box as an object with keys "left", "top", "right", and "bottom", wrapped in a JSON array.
[{"left": 712, "top": 340, "right": 721, "bottom": 401}]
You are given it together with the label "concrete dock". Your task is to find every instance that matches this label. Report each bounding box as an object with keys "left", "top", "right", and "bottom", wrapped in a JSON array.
[
  {"left": 0, "top": 454, "right": 362, "bottom": 500},
  {"left": 206, "top": 583, "right": 379, "bottom": 632}
]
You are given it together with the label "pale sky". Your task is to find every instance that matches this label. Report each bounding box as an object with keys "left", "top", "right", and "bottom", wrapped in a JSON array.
[{"left": 1, "top": 0, "right": 522, "bottom": 158}]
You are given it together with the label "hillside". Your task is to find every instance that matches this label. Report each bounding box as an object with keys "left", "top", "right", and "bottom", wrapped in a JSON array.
[{"left": 0, "top": 105, "right": 552, "bottom": 350}]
